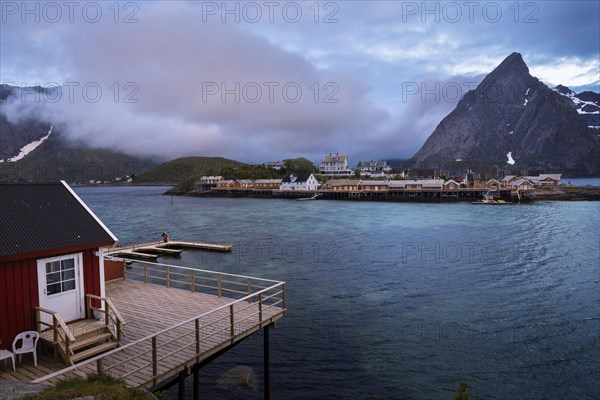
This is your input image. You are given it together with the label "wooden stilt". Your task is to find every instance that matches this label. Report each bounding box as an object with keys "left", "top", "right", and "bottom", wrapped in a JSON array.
[
  {"left": 264, "top": 326, "right": 270, "bottom": 400},
  {"left": 178, "top": 370, "right": 186, "bottom": 399},
  {"left": 193, "top": 368, "right": 200, "bottom": 400}
]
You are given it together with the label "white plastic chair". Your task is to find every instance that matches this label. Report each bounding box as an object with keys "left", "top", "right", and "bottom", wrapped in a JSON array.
[{"left": 12, "top": 331, "right": 39, "bottom": 366}]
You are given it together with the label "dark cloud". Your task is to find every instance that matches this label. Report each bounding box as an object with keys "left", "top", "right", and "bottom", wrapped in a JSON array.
[{"left": 1, "top": 1, "right": 598, "bottom": 163}]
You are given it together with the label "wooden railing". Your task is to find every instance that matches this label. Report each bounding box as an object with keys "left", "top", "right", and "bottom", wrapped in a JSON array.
[
  {"left": 121, "top": 260, "right": 283, "bottom": 303},
  {"left": 32, "top": 274, "right": 285, "bottom": 388},
  {"left": 85, "top": 294, "right": 126, "bottom": 344},
  {"left": 34, "top": 307, "right": 76, "bottom": 364}
]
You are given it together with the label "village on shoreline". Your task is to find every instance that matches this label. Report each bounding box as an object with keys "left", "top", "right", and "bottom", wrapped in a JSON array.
[{"left": 168, "top": 153, "right": 600, "bottom": 202}]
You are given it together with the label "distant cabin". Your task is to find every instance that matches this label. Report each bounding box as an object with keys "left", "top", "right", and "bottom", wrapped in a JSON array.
[
  {"left": 323, "top": 179, "right": 361, "bottom": 192},
  {"left": 0, "top": 181, "right": 117, "bottom": 350},
  {"left": 359, "top": 180, "right": 389, "bottom": 192},
  {"left": 538, "top": 174, "right": 562, "bottom": 186},
  {"left": 254, "top": 179, "right": 282, "bottom": 190},
  {"left": 234, "top": 180, "right": 254, "bottom": 189},
  {"left": 443, "top": 180, "right": 461, "bottom": 189}
]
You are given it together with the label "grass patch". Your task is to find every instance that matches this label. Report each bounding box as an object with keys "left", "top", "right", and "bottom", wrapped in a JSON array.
[{"left": 21, "top": 373, "right": 154, "bottom": 400}]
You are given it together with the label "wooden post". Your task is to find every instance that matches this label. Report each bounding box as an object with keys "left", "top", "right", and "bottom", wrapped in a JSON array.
[
  {"left": 193, "top": 369, "right": 200, "bottom": 400},
  {"left": 97, "top": 359, "right": 103, "bottom": 374},
  {"left": 65, "top": 338, "right": 71, "bottom": 365},
  {"left": 191, "top": 271, "right": 195, "bottom": 293},
  {"left": 247, "top": 278, "right": 252, "bottom": 303},
  {"left": 166, "top": 267, "right": 170, "bottom": 288},
  {"left": 116, "top": 319, "right": 122, "bottom": 344},
  {"left": 229, "top": 305, "right": 235, "bottom": 342},
  {"left": 258, "top": 294, "right": 263, "bottom": 323},
  {"left": 217, "top": 274, "right": 222, "bottom": 297},
  {"left": 35, "top": 308, "right": 41, "bottom": 332},
  {"left": 52, "top": 316, "right": 58, "bottom": 360},
  {"left": 264, "top": 326, "right": 271, "bottom": 400},
  {"left": 105, "top": 301, "right": 110, "bottom": 327},
  {"left": 195, "top": 318, "right": 200, "bottom": 363},
  {"left": 178, "top": 370, "right": 186, "bottom": 400},
  {"left": 144, "top": 265, "right": 148, "bottom": 284},
  {"left": 152, "top": 337, "right": 158, "bottom": 386},
  {"left": 86, "top": 296, "right": 91, "bottom": 319}
]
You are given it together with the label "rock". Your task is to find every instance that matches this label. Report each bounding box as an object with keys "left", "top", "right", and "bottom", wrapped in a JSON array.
[
  {"left": 215, "top": 365, "right": 256, "bottom": 391},
  {"left": 0, "top": 382, "right": 47, "bottom": 400}
]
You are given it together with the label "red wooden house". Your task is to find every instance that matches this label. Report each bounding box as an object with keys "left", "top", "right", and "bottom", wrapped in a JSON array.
[{"left": 0, "top": 181, "right": 117, "bottom": 358}]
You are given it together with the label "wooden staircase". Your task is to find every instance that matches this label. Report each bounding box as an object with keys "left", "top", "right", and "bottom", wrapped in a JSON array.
[
  {"left": 35, "top": 294, "right": 126, "bottom": 366},
  {"left": 39, "top": 319, "right": 119, "bottom": 365}
]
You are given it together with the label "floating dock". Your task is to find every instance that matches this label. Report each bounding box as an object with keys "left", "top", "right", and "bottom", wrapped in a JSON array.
[{"left": 105, "top": 240, "right": 232, "bottom": 261}]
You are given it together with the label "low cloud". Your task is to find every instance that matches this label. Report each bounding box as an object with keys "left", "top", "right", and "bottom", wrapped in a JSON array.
[{"left": 1, "top": 2, "right": 390, "bottom": 162}]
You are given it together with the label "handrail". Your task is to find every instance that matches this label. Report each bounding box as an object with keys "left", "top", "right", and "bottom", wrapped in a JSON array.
[
  {"left": 86, "top": 294, "right": 126, "bottom": 326},
  {"left": 120, "top": 259, "right": 282, "bottom": 305},
  {"left": 33, "top": 280, "right": 285, "bottom": 385},
  {"left": 121, "top": 259, "right": 282, "bottom": 285},
  {"left": 85, "top": 294, "right": 126, "bottom": 344},
  {"left": 35, "top": 307, "right": 76, "bottom": 342}
]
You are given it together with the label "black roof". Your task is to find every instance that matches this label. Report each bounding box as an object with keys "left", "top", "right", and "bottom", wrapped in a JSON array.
[
  {"left": 282, "top": 173, "right": 314, "bottom": 183},
  {"left": 0, "top": 182, "right": 117, "bottom": 260}
]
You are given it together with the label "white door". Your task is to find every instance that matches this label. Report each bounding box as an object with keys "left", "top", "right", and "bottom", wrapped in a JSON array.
[{"left": 37, "top": 253, "right": 85, "bottom": 324}]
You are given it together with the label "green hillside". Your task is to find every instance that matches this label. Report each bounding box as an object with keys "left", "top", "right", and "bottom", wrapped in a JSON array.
[
  {"left": 0, "top": 132, "right": 156, "bottom": 183},
  {"left": 135, "top": 156, "right": 288, "bottom": 183}
]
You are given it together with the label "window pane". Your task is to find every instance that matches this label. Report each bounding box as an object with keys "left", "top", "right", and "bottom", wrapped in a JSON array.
[
  {"left": 62, "top": 268, "right": 75, "bottom": 281},
  {"left": 46, "top": 272, "right": 61, "bottom": 284},
  {"left": 47, "top": 283, "right": 61, "bottom": 295},
  {"left": 46, "top": 261, "right": 61, "bottom": 274},
  {"left": 62, "top": 280, "right": 76, "bottom": 292},
  {"left": 61, "top": 259, "right": 75, "bottom": 271}
]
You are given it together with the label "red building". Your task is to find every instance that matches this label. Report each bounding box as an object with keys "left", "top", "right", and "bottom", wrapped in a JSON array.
[{"left": 0, "top": 181, "right": 117, "bottom": 350}]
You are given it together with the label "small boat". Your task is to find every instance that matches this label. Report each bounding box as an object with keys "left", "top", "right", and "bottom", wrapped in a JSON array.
[
  {"left": 472, "top": 192, "right": 512, "bottom": 205},
  {"left": 296, "top": 194, "right": 319, "bottom": 201}
]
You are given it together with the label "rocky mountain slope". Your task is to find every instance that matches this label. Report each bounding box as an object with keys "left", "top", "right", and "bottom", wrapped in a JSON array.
[
  {"left": 411, "top": 53, "right": 599, "bottom": 176},
  {"left": 0, "top": 85, "right": 156, "bottom": 182}
]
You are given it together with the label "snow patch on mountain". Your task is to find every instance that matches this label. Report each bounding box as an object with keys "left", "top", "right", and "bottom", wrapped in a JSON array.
[
  {"left": 0, "top": 125, "right": 53, "bottom": 163},
  {"left": 506, "top": 151, "right": 515, "bottom": 165},
  {"left": 554, "top": 87, "right": 600, "bottom": 115}
]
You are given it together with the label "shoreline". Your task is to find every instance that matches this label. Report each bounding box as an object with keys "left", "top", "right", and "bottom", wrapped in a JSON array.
[{"left": 165, "top": 186, "right": 600, "bottom": 202}]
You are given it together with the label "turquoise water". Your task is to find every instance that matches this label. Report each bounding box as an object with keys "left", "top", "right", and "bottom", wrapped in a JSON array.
[
  {"left": 565, "top": 177, "right": 600, "bottom": 186},
  {"left": 75, "top": 186, "right": 600, "bottom": 399}
]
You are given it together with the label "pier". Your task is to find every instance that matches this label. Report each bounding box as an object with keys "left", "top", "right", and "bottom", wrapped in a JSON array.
[
  {"left": 0, "top": 259, "right": 285, "bottom": 399},
  {"left": 188, "top": 186, "right": 520, "bottom": 202},
  {"left": 105, "top": 240, "right": 232, "bottom": 261}
]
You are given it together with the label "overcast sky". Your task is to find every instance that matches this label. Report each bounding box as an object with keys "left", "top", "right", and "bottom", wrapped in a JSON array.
[{"left": 1, "top": 0, "right": 598, "bottom": 164}]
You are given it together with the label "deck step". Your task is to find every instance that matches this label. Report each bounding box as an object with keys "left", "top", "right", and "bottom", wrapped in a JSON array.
[
  {"left": 70, "top": 341, "right": 118, "bottom": 364},
  {"left": 70, "top": 332, "right": 113, "bottom": 352}
]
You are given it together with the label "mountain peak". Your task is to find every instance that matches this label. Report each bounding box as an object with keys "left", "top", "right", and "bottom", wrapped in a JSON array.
[
  {"left": 478, "top": 52, "right": 531, "bottom": 90},
  {"left": 500, "top": 52, "right": 527, "bottom": 71},
  {"left": 410, "top": 53, "right": 599, "bottom": 176}
]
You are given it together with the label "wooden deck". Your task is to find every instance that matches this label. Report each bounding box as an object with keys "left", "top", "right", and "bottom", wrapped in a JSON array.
[{"left": 0, "top": 262, "right": 284, "bottom": 389}]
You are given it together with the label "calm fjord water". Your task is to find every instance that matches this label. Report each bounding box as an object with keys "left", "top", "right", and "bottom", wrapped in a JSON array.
[{"left": 75, "top": 186, "right": 600, "bottom": 400}]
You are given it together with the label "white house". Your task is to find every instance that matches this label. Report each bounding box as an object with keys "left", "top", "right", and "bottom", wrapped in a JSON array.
[
  {"left": 199, "top": 176, "right": 223, "bottom": 184},
  {"left": 319, "top": 153, "right": 353, "bottom": 176},
  {"left": 280, "top": 173, "right": 319, "bottom": 191},
  {"left": 357, "top": 161, "right": 392, "bottom": 176},
  {"left": 264, "top": 161, "right": 284, "bottom": 171}
]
